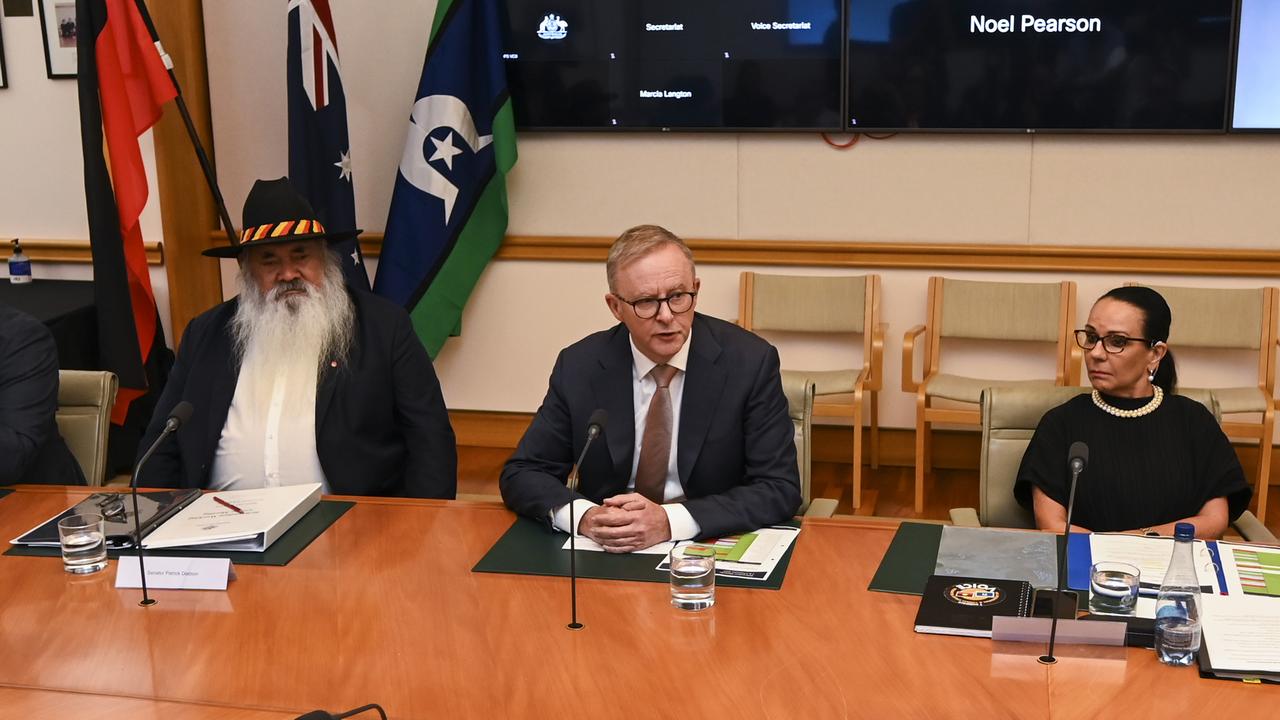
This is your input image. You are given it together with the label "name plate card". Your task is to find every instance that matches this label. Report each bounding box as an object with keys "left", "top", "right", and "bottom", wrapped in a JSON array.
[{"left": 114, "top": 556, "right": 236, "bottom": 591}]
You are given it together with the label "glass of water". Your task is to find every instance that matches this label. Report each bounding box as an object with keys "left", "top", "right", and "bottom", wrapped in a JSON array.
[
  {"left": 669, "top": 545, "right": 715, "bottom": 611},
  {"left": 1089, "top": 561, "right": 1140, "bottom": 615},
  {"left": 58, "top": 513, "right": 107, "bottom": 575}
]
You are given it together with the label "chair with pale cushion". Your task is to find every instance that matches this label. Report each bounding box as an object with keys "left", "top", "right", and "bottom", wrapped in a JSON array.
[
  {"left": 780, "top": 374, "right": 836, "bottom": 518},
  {"left": 903, "top": 277, "right": 1077, "bottom": 513},
  {"left": 1120, "top": 284, "right": 1277, "bottom": 524},
  {"left": 55, "top": 370, "right": 118, "bottom": 487},
  {"left": 949, "top": 385, "right": 1276, "bottom": 544},
  {"left": 739, "top": 272, "right": 884, "bottom": 510}
]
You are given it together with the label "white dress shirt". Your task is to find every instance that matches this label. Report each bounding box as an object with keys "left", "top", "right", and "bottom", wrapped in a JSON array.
[
  {"left": 209, "top": 363, "right": 330, "bottom": 493},
  {"left": 552, "top": 330, "right": 701, "bottom": 542}
]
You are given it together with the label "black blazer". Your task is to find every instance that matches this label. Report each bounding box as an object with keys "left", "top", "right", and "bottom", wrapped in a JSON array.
[
  {"left": 0, "top": 303, "right": 85, "bottom": 486},
  {"left": 500, "top": 313, "right": 800, "bottom": 539},
  {"left": 136, "top": 290, "right": 456, "bottom": 498}
]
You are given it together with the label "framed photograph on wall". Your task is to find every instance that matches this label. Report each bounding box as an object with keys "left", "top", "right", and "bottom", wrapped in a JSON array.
[
  {"left": 38, "top": 0, "right": 77, "bottom": 78},
  {"left": 0, "top": 14, "right": 9, "bottom": 88}
]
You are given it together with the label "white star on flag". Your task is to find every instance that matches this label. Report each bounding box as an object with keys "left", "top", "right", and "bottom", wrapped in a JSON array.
[
  {"left": 428, "top": 131, "right": 464, "bottom": 171},
  {"left": 334, "top": 150, "right": 353, "bottom": 181}
]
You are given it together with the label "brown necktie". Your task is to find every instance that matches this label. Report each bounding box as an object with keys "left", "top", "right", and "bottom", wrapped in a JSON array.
[{"left": 635, "top": 364, "right": 678, "bottom": 504}]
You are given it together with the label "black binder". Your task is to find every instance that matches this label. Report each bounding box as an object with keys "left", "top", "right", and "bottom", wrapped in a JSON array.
[{"left": 9, "top": 489, "right": 201, "bottom": 549}]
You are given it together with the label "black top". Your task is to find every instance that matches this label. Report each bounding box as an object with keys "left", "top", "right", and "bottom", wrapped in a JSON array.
[{"left": 1014, "top": 392, "right": 1252, "bottom": 532}]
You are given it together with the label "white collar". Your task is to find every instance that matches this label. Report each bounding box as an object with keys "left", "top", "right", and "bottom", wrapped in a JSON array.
[{"left": 629, "top": 326, "right": 692, "bottom": 379}]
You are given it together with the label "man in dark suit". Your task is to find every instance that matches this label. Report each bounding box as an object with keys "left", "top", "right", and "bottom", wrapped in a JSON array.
[
  {"left": 0, "top": 303, "right": 85, "bottom": 486},
  {"left": 136, "top": 178, "right": 455, "bottom": 497},
  {"left": 501, "top": 225, "right": 800, "bottom": 551}
]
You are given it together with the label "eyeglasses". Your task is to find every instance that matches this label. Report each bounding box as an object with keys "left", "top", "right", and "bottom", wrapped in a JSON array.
[
  {"left": 614, "top": 291, "right": 697, "bottom": 319},
  {"left": 1074, "top": 329, "right": 1156, "bottom": 354}
]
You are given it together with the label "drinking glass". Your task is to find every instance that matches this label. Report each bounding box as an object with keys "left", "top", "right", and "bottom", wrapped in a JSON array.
[
  {"left": 669, "top": 545, "right": 715, "bottom": 611},
  {"left": 1089, "top": 561, "right": 1140, "bottom": 615},
  {"left": 58, "top": 513, "right": 107, "bottom": 574}
]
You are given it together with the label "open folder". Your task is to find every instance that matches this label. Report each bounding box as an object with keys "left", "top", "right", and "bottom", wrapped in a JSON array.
[{"left": 141, "top": 484, "right": 321, "bottom": 552}]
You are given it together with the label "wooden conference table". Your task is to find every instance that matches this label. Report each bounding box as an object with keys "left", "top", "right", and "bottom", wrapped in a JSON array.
[{"left": 0, "top": 487, "right": 1271, "bottom": 719}]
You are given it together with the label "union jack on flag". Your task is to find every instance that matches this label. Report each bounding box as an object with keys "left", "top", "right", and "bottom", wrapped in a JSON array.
[{"left": 287, "top": 0, "right": 369, "bottom": 289}]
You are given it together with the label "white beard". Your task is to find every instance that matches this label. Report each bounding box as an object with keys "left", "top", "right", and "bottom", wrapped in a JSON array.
[{"left": 229, "top": 254, "right": 354, "bottom": 413}]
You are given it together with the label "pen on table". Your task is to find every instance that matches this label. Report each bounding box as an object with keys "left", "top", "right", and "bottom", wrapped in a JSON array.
[{"left": 213, "top": 496, "right": 244, "bottom": 514}]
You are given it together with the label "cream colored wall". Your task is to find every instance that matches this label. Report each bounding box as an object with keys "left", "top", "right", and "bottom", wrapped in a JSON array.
[
  {"left": 202, "top": 1, "right": 1280, "bottom": 429},
  {"left": 0, "top": 11, "right": 172, "bottom": 342}
]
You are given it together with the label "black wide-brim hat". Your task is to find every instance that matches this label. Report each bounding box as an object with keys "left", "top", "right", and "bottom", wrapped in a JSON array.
[{"left": 202, "top": 177, "right": 361, "bottom": 258}]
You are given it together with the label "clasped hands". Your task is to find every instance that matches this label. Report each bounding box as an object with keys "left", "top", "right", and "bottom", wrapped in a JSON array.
[{"left": 576, "top": 493, "right": 671, "bottom": 553}]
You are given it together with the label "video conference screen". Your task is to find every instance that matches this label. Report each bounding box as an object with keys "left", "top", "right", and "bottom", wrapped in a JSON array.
[
  {"left": 1231, "top": 0, "right": 1280, "bottom": 131},
  {"left": 846, "top": 0, "right": 1235, "bottom": 131},
  {"left": 501, "top": 0, "right": 844, "bottom": 130}
]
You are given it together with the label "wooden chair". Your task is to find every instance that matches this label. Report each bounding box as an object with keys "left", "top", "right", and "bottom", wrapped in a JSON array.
[
  {"left": 1124, "top": 284, "right": 1278, "bottom": 524},
  {"left": 903, "top": 277, "right": 1076, "bottom": 513},
  {"left": 949, "top": 385, "right": 1277, "bottom": 544},
  {"left": 55, "top": 370, "right": 118, "bottom": 486},
  {"left": 739, "top": 273, "right": 885, "bottom": 510}
]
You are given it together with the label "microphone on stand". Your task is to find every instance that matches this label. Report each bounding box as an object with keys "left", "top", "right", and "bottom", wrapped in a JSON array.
[
  {"left": 128, "top": 400, "right": 193, "bottom": 607},
  {"left": 1039, "top": 441, "right": 1089, "bottom": 665},
  {"left": 566, "top": 409, "right": 608, "bottom": 631}
]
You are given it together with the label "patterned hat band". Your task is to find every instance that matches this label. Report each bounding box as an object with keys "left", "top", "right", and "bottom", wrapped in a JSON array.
[{"left": 241, "top": 218, "right": 327, "bottom": 244}]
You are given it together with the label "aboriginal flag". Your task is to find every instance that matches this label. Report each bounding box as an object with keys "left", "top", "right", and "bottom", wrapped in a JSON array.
[{"left": 76, "top": 0, "right": 175, "bottom": 458}]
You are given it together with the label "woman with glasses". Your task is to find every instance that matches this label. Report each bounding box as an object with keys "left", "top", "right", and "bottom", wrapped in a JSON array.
[{"left": 1013, "top": 286, "right": 1251, "bottom": 538}]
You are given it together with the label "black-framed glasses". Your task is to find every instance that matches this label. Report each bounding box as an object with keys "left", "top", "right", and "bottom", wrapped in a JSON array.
[
  {"left": 1074, "top": 329, "right": 1155, "bottom": 354},
  {"left": 614, "top": 291, "right": 697, "bottom": 319}
]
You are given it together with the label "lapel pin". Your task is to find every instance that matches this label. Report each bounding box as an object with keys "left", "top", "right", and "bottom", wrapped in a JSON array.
[{"left": 330, "top": 360, "right": 339, "bottom": 368}]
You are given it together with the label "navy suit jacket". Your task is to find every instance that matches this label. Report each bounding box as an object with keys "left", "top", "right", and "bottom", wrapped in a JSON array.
[
  {"left": 0, "top": 303, "right": 84, "bottom": 486},
  {"left": 500, "top": 313, "right": 800, "bottom": 539},
  {"left": 136, "top": 290, "right": 456, "bottom": 498}
]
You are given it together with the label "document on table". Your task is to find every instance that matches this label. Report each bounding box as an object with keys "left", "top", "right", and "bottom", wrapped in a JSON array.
[
  {"left": 654, "top": 526, "right": 800, "bottom": 582},
  {"left": 141, "top": 484, "right": 321, "bottom": 552},
  {"left": 1088, "top": 534, "right": 1218, "bottom": 594},
  {"left": 1216, "top": 542, "right": 1280, "bottom": 598},
  {"left": 1200, "top": 593, "right": 1280, "bottom": 674},
  {"left": 560, "top": 536, "right": 676, "bottom": 555},
  {"left": 934, "top": 525, "right": 1057, "bottom": 588}
]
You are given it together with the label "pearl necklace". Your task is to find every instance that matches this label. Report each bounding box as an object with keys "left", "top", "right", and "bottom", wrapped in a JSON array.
[{"left": 1092, "top": 386, "right": 1163, "bottom": 418}]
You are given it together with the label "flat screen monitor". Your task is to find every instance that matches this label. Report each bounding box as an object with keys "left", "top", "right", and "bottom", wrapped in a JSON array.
[
  {"left": 1230, "top": 0, "right": 1280, "bottom": 131},
  {"left": 846, "top": 0, "right": 1235, "bottom": 132},
  {"left": 502, "top": 0, "right": 844, "bottom": 130}
]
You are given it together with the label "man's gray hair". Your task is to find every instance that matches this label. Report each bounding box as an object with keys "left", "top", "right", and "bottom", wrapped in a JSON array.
[{"left": 605, "top": 225, "right": 695, "bottom": 293}]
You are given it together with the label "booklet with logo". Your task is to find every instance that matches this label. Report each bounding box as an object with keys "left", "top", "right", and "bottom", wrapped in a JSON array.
[
  {"left": 9, "top": 489, "right": 202, "bottom": 550},
  {"left": 913, "top": 574, "right": 1034, "bottom": 638},
  {"left": 140, "top": 484, "right": 322, "bottom": 552}
]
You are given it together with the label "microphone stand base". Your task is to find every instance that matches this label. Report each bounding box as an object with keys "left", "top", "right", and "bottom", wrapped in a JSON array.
[
  {"left": 566, "top": 622, "right": 584, "bottom": 631},
  {"left": 139, "top": 598, "right": 157, "bottom": 607},
  {"left": 1037, "top": 655, "right": 1057, "bottom": 665}
]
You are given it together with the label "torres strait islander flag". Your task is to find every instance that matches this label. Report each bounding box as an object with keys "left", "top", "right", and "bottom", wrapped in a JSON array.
[
  {"left": 75, "top": 0, "right": 175, "bottom": 426},
  {"left": 373, "top": 0, "right": 517, "bottom": 357},
  {"left": 287, "top": 0, "right": 369, "bottom": 290}
]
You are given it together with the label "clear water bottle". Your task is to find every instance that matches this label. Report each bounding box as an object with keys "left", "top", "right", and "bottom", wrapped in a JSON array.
[
  {"left": 8, "top": 239, "right": 32, "bottom": 284},
  {"left": 1154, "top": 522, "right": 1202, "bottom": 666}
]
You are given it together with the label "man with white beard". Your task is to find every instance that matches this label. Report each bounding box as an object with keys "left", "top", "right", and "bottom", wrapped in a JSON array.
[{"left": 136, "top": 178, "right": 456, "bottom": 498}]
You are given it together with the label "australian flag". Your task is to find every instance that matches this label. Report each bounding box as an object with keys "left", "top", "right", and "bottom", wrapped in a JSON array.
[
  {"left": 373, "top": 0, "right": 517, "bottom": 357},
  {"left": 286, "top": 0, "right": 369, "bottom": 290}
]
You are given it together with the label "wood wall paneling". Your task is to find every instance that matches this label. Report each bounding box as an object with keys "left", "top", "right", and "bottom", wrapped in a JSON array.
[
  {"left": 312, "top": 233, "right": 1280, "bottom": 278},
  {"left": 150, "top": 0, "right": 226, "bottom": 343},
  {"left": 449, "top": 410, "right": 1280, "bottom": 487},
  {"left": 8, "top": 238, "right": 162, "bottom": 264}
]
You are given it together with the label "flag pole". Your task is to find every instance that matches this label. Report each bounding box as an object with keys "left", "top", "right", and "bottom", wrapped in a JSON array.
[{"left": 129, "top": 0, "right": 239, "bottom": 248}]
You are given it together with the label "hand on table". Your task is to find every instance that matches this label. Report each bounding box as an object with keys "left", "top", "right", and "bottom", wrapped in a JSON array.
[{"left": 576, "top": 493, "right": 672, "bottom": 553}]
